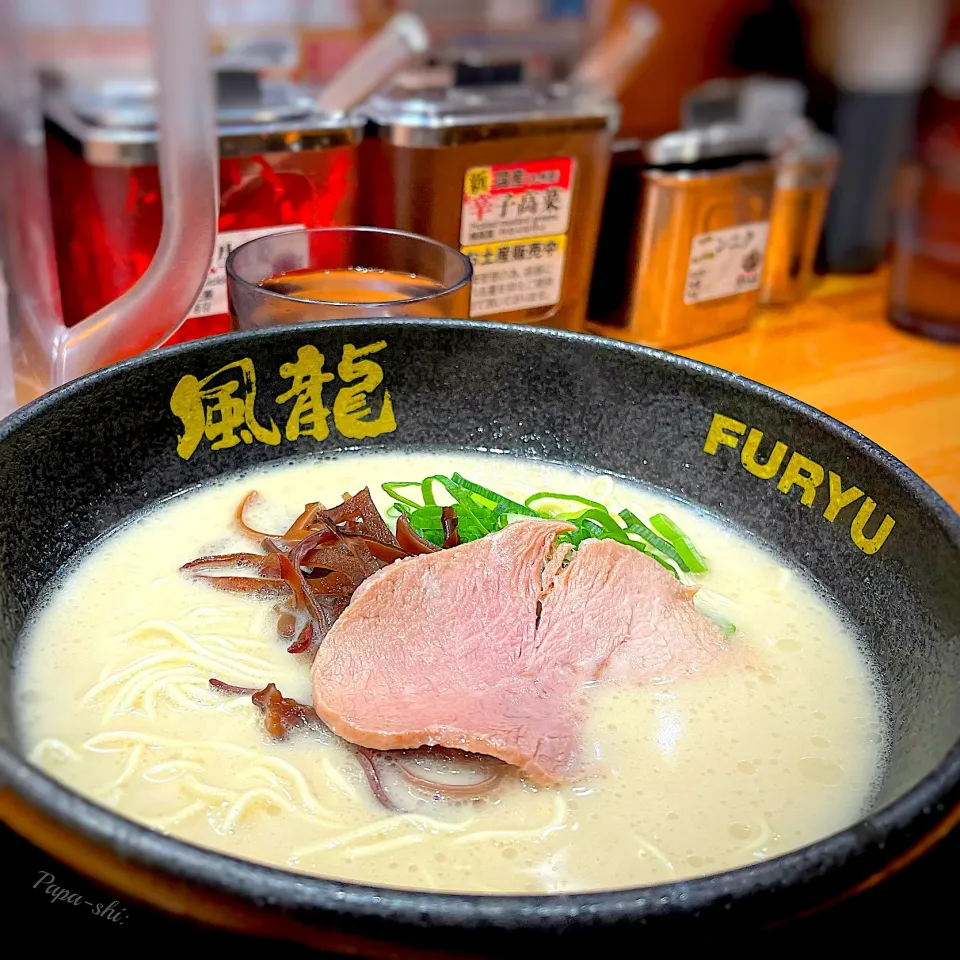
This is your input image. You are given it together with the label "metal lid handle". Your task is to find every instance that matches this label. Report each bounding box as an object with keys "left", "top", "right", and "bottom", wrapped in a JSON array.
[
  {"left": 570, "top": 4, "right": 660, "bottom": 99},
  {"left": 316, "top": 13, "right": 430, "bottom": 116}
]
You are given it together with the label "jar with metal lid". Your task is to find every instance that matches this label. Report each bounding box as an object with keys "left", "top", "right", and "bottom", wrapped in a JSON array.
[
  {"left": 760, "top": 125, "right": 840, "bottom": 306},
  {"left": 679, "top": 81, "right": 838, "bottom": 308},
  {"left": 359, "top": 66, "right": 619, "bottom": 331},
  {"left": 43, "top": 68, "right": 364, "bottom": 344},
  {"left": 587, "top": 125, "right": 774, "bottom": 349}
]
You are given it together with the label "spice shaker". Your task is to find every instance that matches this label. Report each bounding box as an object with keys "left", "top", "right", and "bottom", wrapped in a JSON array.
[
  {"left": 43, "top": 67, "right": 365, "bottom": 344},
  {"left": 759, "top": 122, "right": 840, "bottom": 306},
  {"left": 587, "top": 125, "right": 775, "bottom": 349},
  {"left": 680, "top": 79, "right": 837, "bottom": 307},
  {"left": 359, "top": 66, "right": 619, "bottom": 331}
]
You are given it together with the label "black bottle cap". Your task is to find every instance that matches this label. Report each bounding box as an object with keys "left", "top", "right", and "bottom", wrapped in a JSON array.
[{"left": 453, "top": 59, "right": 524, "bottom": 87}]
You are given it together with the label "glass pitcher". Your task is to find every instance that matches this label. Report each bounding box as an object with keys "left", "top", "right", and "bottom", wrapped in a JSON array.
[{"left": 0, "top": 0, "right": 219, "bottom": 412}]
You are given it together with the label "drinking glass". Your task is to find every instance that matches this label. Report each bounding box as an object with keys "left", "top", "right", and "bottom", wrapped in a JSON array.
[
  {"left": 888, "top": 161, "right": 960, "bottom": 342},
  {"left": 226, "top": 226, "right": 472, "bottom": 329}
]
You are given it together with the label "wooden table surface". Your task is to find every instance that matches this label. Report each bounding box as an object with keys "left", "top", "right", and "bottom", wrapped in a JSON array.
[{"left": 680, "top": 271, "right": 960, "bottom": 513}]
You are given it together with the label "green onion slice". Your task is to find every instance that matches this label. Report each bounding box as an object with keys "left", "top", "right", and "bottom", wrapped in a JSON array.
[
  {"left": 381, "top": 472, "right": 708, "bottom": 583},
  {"left": 649, "top": 512, "right": 708, "bottom": 573},
  {"left": 381, "top": 481, "right": 423, "bottom": 510},
  {"left": 524, "top": 492, "right": 608, "bottom": 514}
]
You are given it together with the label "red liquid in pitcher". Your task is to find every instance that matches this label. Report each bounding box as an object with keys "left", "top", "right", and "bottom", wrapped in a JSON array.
[{"left": 45, "top": 136, "right": 358, "bottom": 346}]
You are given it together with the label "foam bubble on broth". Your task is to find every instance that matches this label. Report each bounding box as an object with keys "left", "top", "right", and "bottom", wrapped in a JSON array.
[{"left": 13, "top": 451, "right": 888, "bottom": 894}]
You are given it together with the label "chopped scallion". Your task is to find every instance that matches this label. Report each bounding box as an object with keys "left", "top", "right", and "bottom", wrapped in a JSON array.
[
  {"left": 381, "top": 481, "right": 424, "bottom": 510},
  {"left": 618, "top": 509, "right": 689, "bottom": 572},
  {"left": 524, "top": 492, "right": 608, "bottom": 514},
  {"left": 380, "top": 473, "right": 709, "bottom": 582},
  {"left": 649, "top": 513, "right": 708, "bottom": 573},
  {"left": 452, "top": 473, "right": 539, "bottom": 518}
]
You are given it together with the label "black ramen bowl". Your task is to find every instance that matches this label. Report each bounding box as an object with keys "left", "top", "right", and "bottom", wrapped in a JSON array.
[{"left": 1, "top": 319, "right": 958, "bottom": 957}]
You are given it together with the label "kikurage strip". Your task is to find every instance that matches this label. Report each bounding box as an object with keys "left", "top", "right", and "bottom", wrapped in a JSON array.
[
  {"left": 208, "top": 679, "right": 400, "bottom": 811},
  {"left": 186, "top": 487, "right": 464, "bottom": 652}
]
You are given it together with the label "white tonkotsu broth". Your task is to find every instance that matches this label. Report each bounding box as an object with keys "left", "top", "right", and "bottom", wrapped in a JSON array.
[{"left": 15, "top": 452, "right": 886, "bottom": 894}]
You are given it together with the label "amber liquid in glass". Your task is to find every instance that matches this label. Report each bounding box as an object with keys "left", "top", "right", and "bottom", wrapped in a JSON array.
[{"left": 259, "top": 266, "right": 447, "bottom": 303}]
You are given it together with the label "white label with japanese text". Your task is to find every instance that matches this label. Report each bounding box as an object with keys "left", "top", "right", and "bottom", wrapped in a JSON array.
[
  {"left": 460, "top": 158, "right": 575, "bottom": 246},
  {"left": 684, "top": 221, "right": 770, "bottom": 305},
  {"left": 463, "top": 235, "right": 566, "bottom": 317},
  {"left": 187, "top": 224, "right": 305, "bottom": 319},
  {"left": 460, "top": 158, "right": 574, "bottom": 316}
]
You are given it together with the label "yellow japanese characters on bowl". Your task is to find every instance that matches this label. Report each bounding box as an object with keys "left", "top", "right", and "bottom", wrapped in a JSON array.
[{"left": 170, "top": 341, "right": 396, "bottom": 460}]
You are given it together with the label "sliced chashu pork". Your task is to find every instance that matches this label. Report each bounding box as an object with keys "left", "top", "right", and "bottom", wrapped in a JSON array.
[{"left": 311, "top": 518, "right": 727, "bottom": 780}]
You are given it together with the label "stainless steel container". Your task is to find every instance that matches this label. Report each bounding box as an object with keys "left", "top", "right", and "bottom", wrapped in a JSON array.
[
  {"left": 587, "top": 125, "right": 775, "bottom": 349},
  {"left": 360, "top": 67, "right": 619, "bottom": 331},
  {"left": 760, "top": 127, "right": 840, "bottom": 306}
]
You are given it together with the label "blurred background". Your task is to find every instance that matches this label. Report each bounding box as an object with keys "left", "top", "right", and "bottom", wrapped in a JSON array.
[
  {"left": 14, "top": 0, "right": 959, "bottom": 136},
  {"left": 2, "top": 0, "right": 959, "bottom": 413}
]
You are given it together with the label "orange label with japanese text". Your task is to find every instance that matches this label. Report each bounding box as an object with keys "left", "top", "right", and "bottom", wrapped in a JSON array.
[{"left": 460, "top": 158, "right": 575, "bottom": 246}]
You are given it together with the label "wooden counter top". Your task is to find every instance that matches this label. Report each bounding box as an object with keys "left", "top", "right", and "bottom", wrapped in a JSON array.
[{"left": 680, "top": 272, "right": 960, "bottom": 514}]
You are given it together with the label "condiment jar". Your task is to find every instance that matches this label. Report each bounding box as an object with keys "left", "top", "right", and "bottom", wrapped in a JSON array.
[
  {"left": 679, "top": 81, "right": 838, "bottom": 308},
  {"left": 43, "top": 68, "right": 364, "bottom": 344},
  {"left": 587, "top": 125, "right": 775, "bottom": 349},
  {"left": 359, "top": 64, "right": 619, "bottom": 331},
  {"left": 759, "top": 124, "right": 840, "bottom": 306}
]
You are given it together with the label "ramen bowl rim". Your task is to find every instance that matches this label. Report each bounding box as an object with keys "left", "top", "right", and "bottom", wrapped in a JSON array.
[{"left": 1, "top": 317, "right": 959, "bottom": 933}]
